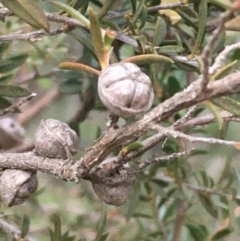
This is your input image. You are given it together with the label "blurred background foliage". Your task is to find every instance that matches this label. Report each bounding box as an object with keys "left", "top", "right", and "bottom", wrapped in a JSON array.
[{"left": 1, "top": 0, "right": 240, "bottom": 241}]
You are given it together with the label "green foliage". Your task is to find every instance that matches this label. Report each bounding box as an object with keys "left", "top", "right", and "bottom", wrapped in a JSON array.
[{"left": 1, "top": 0, "right": 240, "bottom": 241}]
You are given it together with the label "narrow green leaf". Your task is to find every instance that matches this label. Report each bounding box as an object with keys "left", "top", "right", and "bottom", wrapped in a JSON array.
[
  {"left": 126, "top": 181, "right": 141, "bottom": 221},
  {"left": 58, "top": 62, "right": 100, "bottom": 76},
  {"left": 213, "top": 31, "right": 226, "bottom": 54},
  {"left": 0, "top": 0, "right": 49, "bottom": 32},
  {"left": 137, "top": 5, "right": 147, "bottom": 30},
  {"left": 158, "top": 45, "right": 184, "bottom": 54},
  {"left": 0, "top": 73, "right": 13, "bottom": 82},
  {"left": 176, "top": 6, "right": 198, "bottom": 30},
  {"left": 0, "top": 96, "right": 12, "bottom": 110},
  {"left": 198, "top": 194, "right": 218, "bottom": 218},
  {"left": 98, "top": 0, "right": 115, "bottom": 20},
  {"left": 177, "top": 23, "right": 195, "bottom": 38},
  {"left": 163, "top": 199, "right": 178, "bottom": 221},
  {"left": 135, "top": 35, "right": 147, "bottom": 54},
  {"left": 195, "top": 55, "right": 204, "bottom": 71},
  {"left": 89, "top": 8, "right": 106, "bottom": 68},
  {"left": 0, "top": 85, "right": 31, "bottom": 97},
  {"left": 133, "top": 213, "right": 152, "bottom": 219},
  {"left": 190, "top": 0, "right": 207, "bottom": 58},
  {"left": 212, "top": 97, "right": 240, "bottom": 117},
  {"left": 0, "top": 53, "right": 28, "bottom": 73},
  {"left": 49, "top": 213, "right": 61, "bottom": 241},
  {"left": 94, "top": 204, "right": 107, "bottom": 241},
  {"left": 0, "top": 42, "right": 10, "bottom": 57},
  {"left": 174, "top": 60, "right": 200, "bottom": 74},
  {"left": 150, "top": 58, "right": 163, "bottom": 98},
  {"left": 130, "top": 0, "right": 137, "bottom": 13},
  {"left": 213, "top": 60, "right": 238, "bottom": 80},
  {"left": 50, "top": 1, "right": 90, "bottom": 28},
  {"left": 20, "top": 215, "right": 30, "bottom": 238},
  {"left": 211, "top": 228, "right": 232, "bottom": 241},
  {"left": 98, "top": 232, "right": 109, "bottom": 241},
  {"left": 7, "top": 53, "right": 28, "bottom": 66},
  {"left": 158, "top": 188, "right": 176, "bottom": 207},
  {"left": 153, "top": 16, "right": 167, "bottom": 46},
  {"left": 186, "top": 224, "right": 208, "bottom": 241},
  {"left": 210, "top": 0, "right": 232, "bottom": 10},
  {"left": 205, "top": 100, "right": 224, "bottom": 131},
  {"left": 175, "top": 32, "right": 183, "bottom": 47},
  {"left": 121, "top": 54, "right": 173, "bottom": 65},
  {"left": 131, "top": 0, "right": 145, "bottom": 25},
  {"left": 69, "top": 30, "right": 97, "bottom": 60},
  {"left": 199, "top": 170, "right": 214, "bottom": 188}
]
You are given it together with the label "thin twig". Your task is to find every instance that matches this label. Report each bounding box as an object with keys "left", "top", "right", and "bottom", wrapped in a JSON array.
[
  {"left": 173, "top": 105, "right": 197, "bottom": 128},
  {"left": 171, "top": 200, "right": 187, "bottom": 241},
  {"left": 201, "top": 10, "right": 232, "bottom": 89},
  {"left": 0, "top": 93, "right": 37, "bottom": 116},
  {"left": 209, "top": 42, "right": 240, "bottom": 75},
  {"left": 17, "top": 89, "right": 60, "bottom": 126},
  {"left": 0, "top": 28, "right": 66, "bottom": 42},
  {"left": 137, "top": 149, "right": 195, "bottom": 171},
  {"left": 153, "top": 125, "right": 240, "bottom": 148}
]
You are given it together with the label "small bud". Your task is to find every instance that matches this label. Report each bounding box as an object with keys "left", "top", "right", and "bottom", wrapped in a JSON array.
[
  {"left": 92, "top": 170, "right": 135, "bottom": 206},
  {"left": 0, "top": 169, "right": 38, "bottom": 207},
  {"left": 98, "top": 63, "right": 154, "bottom": 118},
  {"left": 0, "top": 117, "right": 25, "bottom": 149},
  {"left": 35, "top": 119, "right": 79, "bottom": 159}
]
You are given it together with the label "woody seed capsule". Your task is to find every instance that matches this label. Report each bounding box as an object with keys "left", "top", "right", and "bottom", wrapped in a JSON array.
[
  {"left": 34, "top": 119, "right": 79, "bottom": 159},
  {"left": 98, "top": 63, "right": 154, "bottom": 118}
]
